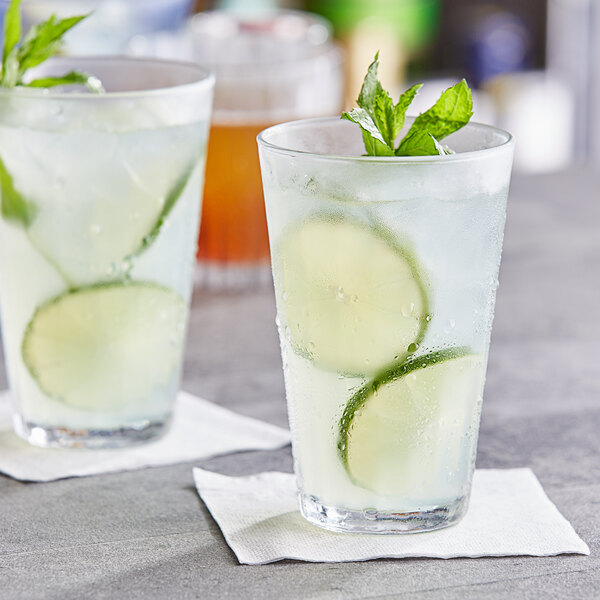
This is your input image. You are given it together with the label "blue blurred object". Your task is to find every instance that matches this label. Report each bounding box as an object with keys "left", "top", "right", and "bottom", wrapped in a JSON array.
[{"left": 467, "top": 9, "right": 532, "bottom": 87}]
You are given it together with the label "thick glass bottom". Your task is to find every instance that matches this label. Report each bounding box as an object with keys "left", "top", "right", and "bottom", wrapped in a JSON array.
[
  {"left": 194, "top": 261, "right": 272, "bottom": 290},
  {"left": 299, "top": 492, "right": 468, "bottom": 534},
  {"left": 13, "top": 414, "right": 170, "bottom": 449}
]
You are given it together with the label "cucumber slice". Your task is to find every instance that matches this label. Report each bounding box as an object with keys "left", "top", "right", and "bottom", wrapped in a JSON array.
[
  {"left": 338, "top": 348, "right": 484, "bottom": 495},
  {"left": 22, "top": 282, "right": 187, "bottom": 411},
  {"left": 275, "top": 215, "right": 429, "bottom": 376}
]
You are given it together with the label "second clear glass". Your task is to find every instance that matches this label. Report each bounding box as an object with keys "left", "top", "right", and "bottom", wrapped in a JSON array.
[
  {"left": 0, "top": 57, "right": 214, "bottom": 448},
  {"left": 258, "top": 117, "right": 514, "bottom": 533}
]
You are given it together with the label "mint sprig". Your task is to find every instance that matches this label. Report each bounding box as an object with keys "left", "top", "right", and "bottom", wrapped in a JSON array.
[
  {"left": 342, "top": 53, "right": 473, "bottom": 157},
  {"left": 0, "top": 0, "right": 104, "bottom": 288},
  {"left": 0, "top": 0, "right": 101, "bottom": 91}
]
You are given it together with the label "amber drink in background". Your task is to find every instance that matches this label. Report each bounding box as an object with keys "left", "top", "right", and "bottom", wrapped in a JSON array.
[{"left": 198, "top": 120, "right": 272, "bottom": 268}]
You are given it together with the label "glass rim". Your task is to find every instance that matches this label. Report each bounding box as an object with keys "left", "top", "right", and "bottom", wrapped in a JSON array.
[
  {"left": 0, "top": 55, "right": 215, "bottom": 100},
  {"left": 257, "top": 116, "right": 514, "bottom": 164},
  {"left": 200, "top": 41, "right": 343, "bottom": 73},
  {"left": 187, "top": 9, "right": 340, "bottom": 70}
]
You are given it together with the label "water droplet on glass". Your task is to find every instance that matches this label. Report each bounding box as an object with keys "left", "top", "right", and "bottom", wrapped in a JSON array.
[
  {"left": 335, "top": 286, "right": 345, "bottom": 302},
  {"left": 401, "top": 302, "right": 415, "bottom": 317},
  {"left": 90, "top": 224, "right": 102, "bottom": 235},
  {"left": 120, "top": 258, "right": 132, "bottom": 274}
]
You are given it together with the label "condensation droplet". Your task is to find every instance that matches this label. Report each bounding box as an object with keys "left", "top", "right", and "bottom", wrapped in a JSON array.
[{"left": 401, "top": 302, "right": 415, "bottom": 317}]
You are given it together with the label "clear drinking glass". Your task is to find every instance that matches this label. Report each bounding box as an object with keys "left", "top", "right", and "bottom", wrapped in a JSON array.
[
  {"left": 0, "top": 57, "right": 214, "bottom": 448},
  {"left": 258, "top": 117, "right": 514, "bottom": 533},
  {"left": 130, "top": 10, "right": 344, "bottom": 289},
  {"left": 20, "top": 0, "right": 194, "bottom": 55}
]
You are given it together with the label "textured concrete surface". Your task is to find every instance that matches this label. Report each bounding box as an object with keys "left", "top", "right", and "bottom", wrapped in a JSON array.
[{"left": 0, "top": 168, "right": 598, "bottom": 599}]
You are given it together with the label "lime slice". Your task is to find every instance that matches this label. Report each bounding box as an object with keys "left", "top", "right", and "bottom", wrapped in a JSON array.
[
  {"left": 26, "top": 158, "right": 197, "bottom": 287},
  {"left": 338, "top": 348, "right": 484, "bottom": 495},
  {"left": 22, "top": 282, "right": 187, "bottom": 411},
  {"left": 275, "top": 215, "right": 429, "bottom": 376}
]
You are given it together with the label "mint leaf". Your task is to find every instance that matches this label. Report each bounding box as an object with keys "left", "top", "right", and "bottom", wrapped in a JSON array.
[
  {"left": 348, "top": 53, "right": 395, "bottom": 154},
  {"left": 342, "top": 53, "right": 473, "bottom": 157},
  {"left": 346, "top": 52, "right": 403, "bottom": 154},
  {"left": 357, "top": 51, "right": 383, "bottom": 113},
  {"left": 394, "top": 83, "right": 422, "bottom": 135},
  {"left": 342, "top": 108, "right": 394, "bottom": 156},
  {"left": 405, "top": 79, "right": 473, "bottom": 142},
  {"left": 0, "top": 155, "right": 37, "bottom": 226},
  {"left": 17, "top": 14, "right": 87, "bottom": 75},
  {"left": 396, "top": 130, "right": 445, "bottom": 157},
  {"left": 1, "top": 0, "right": 21, "bottom": 79},
  {"left": 0, "top": 0, "right": 96, "bottom": 90},
  {"left": 1, "top": 50, "right": 20, "bottom": 87},
  {"left": 26, "top": 70, "right": 104, "bottom": 92},
  {"left": 347, "top": 54, "right": 424, "bottom": 154},
  {"left": 371, "top": 83, "right": 424, "bottom": 150},
  {"left": 372, "top": 92, "right": 396, "bottom": 149},
  {"left": 362, "top": 130, "right": 395, "bottom": 157}
]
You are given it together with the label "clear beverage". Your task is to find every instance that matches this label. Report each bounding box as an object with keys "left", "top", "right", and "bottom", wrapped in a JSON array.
[
  {"left": 258, "top": 117, "right": 514, "bottom": 533},
  {"left": 0, "top": 57, "right": 213, "bottom": 448}
]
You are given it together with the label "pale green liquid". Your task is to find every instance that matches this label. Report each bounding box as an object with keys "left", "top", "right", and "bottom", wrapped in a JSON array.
[{"left": 0, "top": 121, "right": 207, "bottom": 430}]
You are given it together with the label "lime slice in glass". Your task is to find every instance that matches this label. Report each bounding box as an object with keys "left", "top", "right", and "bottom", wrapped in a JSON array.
[
  {"left": 275, "top": 215, "right": 429, "bottom": 376},
  {"left": 22, "top": 282, "right": 186, "bottom": 411},
  {"left": 338, "top": 349, "right": 484, "bottom": 495}
]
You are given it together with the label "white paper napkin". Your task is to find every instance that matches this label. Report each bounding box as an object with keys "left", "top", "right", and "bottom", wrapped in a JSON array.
[
  {"left": 193, "top": 467, "right": 590, "bottom": 564},
  {"left": 0, "top": 390, "right": 290, "bottom": 482}
]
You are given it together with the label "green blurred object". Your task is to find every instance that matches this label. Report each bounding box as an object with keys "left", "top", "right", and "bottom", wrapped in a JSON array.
[{"left": 307, "top": 0, "right": 440, "bottom": 52}]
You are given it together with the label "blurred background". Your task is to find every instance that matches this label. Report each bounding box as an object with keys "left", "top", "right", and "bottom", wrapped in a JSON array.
[
  {"left": 1, "top": 0, "right": 596, "bottom": 173},
  {"left": 1, "top": 0, "right": 597, "bottom": 287},
  {"left": 187, "top": 0, "right": 598, "bottom": 174}
]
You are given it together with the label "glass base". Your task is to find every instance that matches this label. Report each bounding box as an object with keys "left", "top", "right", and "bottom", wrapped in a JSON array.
[
  {"left": 299, "top": 493, "right": 468, "bottom": 534},
  {"left": 13, "top": 414, "right": 170, "bottom": 449},
  {"left": 194, "top": 261, "right": 272, "bottom": 290}
]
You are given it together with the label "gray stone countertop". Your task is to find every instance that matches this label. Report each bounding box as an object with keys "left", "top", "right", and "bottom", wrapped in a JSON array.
[{"left": 0, "top": 168, "right": 598, "bottom": 599}]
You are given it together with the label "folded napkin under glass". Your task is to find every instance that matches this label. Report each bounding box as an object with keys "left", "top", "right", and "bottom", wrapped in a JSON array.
[
  {"left": 193, "top": 467, "right": 590, "bottom": 565},
  {"left": 0, "top": 390, "right": 290, "bottom": 482}
]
